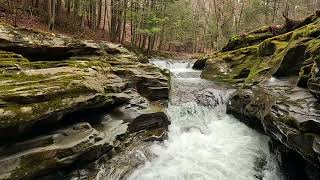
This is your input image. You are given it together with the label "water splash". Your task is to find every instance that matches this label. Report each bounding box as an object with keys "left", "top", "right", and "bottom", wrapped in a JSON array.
[{"left": 127, "top": 59, "right": 283, "bottom": 180}]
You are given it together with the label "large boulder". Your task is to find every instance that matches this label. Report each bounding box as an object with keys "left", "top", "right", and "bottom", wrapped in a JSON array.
[
  {"left": 110, "top": 90, "right": 170, "bottom": 133},
  {"left": 192, "top": 57, "right": 207, "bottom": 70},
  {"left": 222, "top": 26, "right": 275, "bottom": 52},
  {"left": 0, "top": 54, "right": 115, "bottom": 139},
  {"left": 0, "top": 49, "right": 169, "bottom": 140}
]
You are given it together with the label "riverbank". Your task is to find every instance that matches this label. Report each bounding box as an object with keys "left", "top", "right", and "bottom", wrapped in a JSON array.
[
  {"left": 197, "top": 10, "right": 320, "bottom": 180},
  {"left": 0, "top": 23, "right": 171, "bottom": 179}
]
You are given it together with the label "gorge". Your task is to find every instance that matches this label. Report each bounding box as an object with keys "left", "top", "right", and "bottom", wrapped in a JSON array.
[
  {"left": 128, "top": 60, "right": 283, "bottom": 180},
  {"left": 0, "top": 10, "right": 320, "bottom": 180}
]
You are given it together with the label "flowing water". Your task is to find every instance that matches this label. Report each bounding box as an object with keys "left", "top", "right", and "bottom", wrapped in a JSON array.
[{"left": 127, "top": 59, "right": 283, "bottom": 180}]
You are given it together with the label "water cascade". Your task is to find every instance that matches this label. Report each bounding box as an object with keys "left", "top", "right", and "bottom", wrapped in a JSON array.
[{"left": 128, "top": 59, "right": 283, "bottom": 180}]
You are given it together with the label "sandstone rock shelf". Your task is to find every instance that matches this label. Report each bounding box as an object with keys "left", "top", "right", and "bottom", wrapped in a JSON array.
[{"left": 0, "top": 23, "right": 170, "bottom": 180}]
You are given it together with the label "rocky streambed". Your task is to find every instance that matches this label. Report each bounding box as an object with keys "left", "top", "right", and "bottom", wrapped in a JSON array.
[
  {"left": 127, "top": 60, "right": 283, "bottom": 180},
  {"left": 1, "top": 10, "right": 320, "bottom": 180}
]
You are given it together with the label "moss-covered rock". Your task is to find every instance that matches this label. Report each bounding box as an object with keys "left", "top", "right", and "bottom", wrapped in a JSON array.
[
  {"left": 202, "top": 10, "right": 320, "bottom": 179},
  {"left": 222, "top": 27, "right": 275, "bottom": 52},
  {"left": 0, "top": 47, "right": 169, "bottom": 140},
  {"left": 0, "top": 23, "right": 137, "bottom": 62},
  {"left": 222, "top": 10, "right": 320, "bottom": 52},
  {"left": 0, "top": 122, "right": 117, "bottom": 180},
  {"left": 0, "top": 23, "right": 171, "bottom": 180},
  {"left": 0, "top": 53, "right": 118, "bottom": 138},
  {"left": 202, "top": 10, "right": 320, "bottom": 87}
]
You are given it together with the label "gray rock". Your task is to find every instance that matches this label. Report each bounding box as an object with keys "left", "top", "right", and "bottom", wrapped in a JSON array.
[
  {"left": 192, "top": 57, "right": 207, "bottom": 70},
  {"left": 0, "top": 122, "right": 116, "bottom": 180},
  {"left": 0, "top": 23, "right": 171, "bottom": 179},
  {"left": 227, "top": 78, "right": 320, "bottom": 178}
]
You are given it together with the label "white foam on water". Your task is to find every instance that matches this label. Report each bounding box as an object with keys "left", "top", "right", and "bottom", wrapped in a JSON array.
[
  {"left": 151, "top": 59, "right": 195, "bottom": 70},
  {"left": 127, "top": 59, "right": 283, "bottom": 180}
]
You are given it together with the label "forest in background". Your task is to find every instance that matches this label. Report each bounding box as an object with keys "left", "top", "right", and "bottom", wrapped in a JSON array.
[{"left": 1, "top": 0, "right": 320, "bottom": 54}]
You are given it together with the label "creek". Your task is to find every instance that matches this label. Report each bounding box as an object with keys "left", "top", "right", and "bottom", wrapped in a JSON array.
[{"left": 128, "top": 59, "right": 283, "bottom": 180}]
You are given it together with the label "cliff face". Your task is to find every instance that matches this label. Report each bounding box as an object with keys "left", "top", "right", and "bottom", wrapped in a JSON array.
[
  {"left": 200, "top": 10, "right": 320, "bottom": 180},
  {"left": 0, "top": 24, "right": 171, "bottom": 179}
]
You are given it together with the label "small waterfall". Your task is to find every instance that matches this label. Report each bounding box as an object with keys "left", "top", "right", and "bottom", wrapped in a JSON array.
[
  {"left": 151, "top": 59, "right": 195, "bottom": 69},
  {"left": 127, "top": 59, "right": 283, "bottom": 180}
]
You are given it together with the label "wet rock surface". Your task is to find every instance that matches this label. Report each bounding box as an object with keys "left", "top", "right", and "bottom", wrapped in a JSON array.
[
  {"left": 0, "top": 23, "right": 170, "bottom": 179},
  {"left": 170, "top": 77, "right": 231, "bottom": 107},
  {"left": 44, "top": 127, "right": 168, "bottom": 180},
  {"left": 227, "top": 79, "right": 320, "bottom": 179},
  {"left": 199, "top": 10, "right": 320, "bottom": 180},
  {"left": 0, "top": 122, "right": 115, "bottom": 180},
  {"left": 192, "top": 57, "right": 207, "bottom": 70}
]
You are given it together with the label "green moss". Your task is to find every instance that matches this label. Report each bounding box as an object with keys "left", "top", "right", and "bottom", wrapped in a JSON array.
[
  {"left": 0, "top": 73, "right": 47, "bottom": 82},
  {"left": 306, "top": 39, "right": 320, "bottom": 54},
  {"left": 7, "top": 137, "right": 101, "bottom": 180},
  {"left": 224, "top": 29, "right": 274, "bottom": 51},
  {"left": 0, "top": 58, "right": 115, "bottom": 126},
  {"left": 203, "top": 17, "right": 320, "bottom": 86},
  {"left": 7, "top": 151, "right": 56, "bottom": 180},
  {"left": 293, "top": 22, "right": 320, "bottom": 38},
  {"left": 0, "top": 91, "right": 110, "bottom": 128},
  {"left": 279, "top": 116, "right": 299, "bottom": 129}
]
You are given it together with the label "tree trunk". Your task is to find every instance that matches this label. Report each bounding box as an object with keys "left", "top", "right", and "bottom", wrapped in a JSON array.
[
  {"left": 130, "top": 0, "right": 134, "bottom": 43},
  {"left": 158, "top": 26, "right": 165, "bottom": 51},
  {"left": 103, "top": 0, "right": 108, "bottom": 31},
  {"left": 47, "top": 0, "right": 52, "bottom": 27},
  {"left": 93, "top": 2, "right": 97, "bottom": 30},
  {"left": 98, "top": 0, "right": 103, "bottom": 29},
  {"left": 35, "top": 0, "right": 39, "bottom": 8},
  {"left": 47, "top": 0, "right": 56, "bottom": 30},
  {"left": 56, "top": 0, "right": 61, "bottom": 17},
  {"left": 147, "top": 36, "right": 152, "bottom": 53},
  {"left": 121, "top": 0, "right": 127, "bottom": 44},
  {"left": 73, "top": 0, "right": 77, "bottom": 21},
  {"left": 66, "top": 0, "right": 71, "bottom": 14},
  {"left": 111, "top": 0, "right": 116, "bottom": 41}
]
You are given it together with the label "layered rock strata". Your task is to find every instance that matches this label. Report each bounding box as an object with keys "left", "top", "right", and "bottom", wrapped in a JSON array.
[
  {"left": 200, "top": 10, "right": 320, "bottom": 180},
  {"left": 0, "top": 24, "right": 170, "bottom": 179}
]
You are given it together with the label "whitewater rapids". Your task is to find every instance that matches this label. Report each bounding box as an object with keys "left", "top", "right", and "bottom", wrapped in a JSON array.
[{"left": 127, "top": 59, "right": 283, "bottom": 180}]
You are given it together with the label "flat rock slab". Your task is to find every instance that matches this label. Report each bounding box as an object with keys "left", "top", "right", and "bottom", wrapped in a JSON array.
[{"left": 0, "top": 122, "right": 114, "bottom": 180}]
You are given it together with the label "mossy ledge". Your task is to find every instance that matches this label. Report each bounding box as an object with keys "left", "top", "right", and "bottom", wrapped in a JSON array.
[
  {"left": 202, "top": 10, "right": 320, "bottom": 87},
  {"left": 0, "top": 23, "right": 171, "bottom": 180},
  {"left": 201, "top": 10, "right": 320, "bottom": 180}
]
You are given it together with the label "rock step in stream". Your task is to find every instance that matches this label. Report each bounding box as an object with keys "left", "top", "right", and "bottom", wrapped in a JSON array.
[
  {"left": 127, "top": 60, "right": 283, "bottom": 180},
  {"left": 1, "top": 10, "right": 320, "bottom": 179}
]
